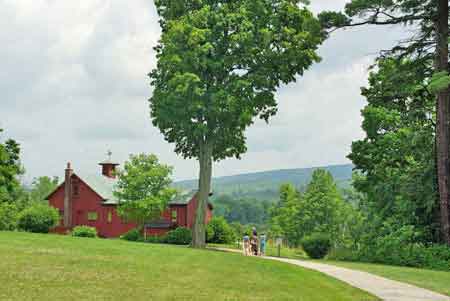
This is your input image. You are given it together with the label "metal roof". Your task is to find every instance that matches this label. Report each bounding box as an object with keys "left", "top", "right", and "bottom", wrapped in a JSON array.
[
  {"left": 169, "top": 190, "right": 197, "bottom": 205},
  {"left": 76, "top": 173, "right": 120, "bottom": 205}
]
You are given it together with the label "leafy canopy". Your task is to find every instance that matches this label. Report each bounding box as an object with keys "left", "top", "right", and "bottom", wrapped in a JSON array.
[
  {"left": 114, "top": 154, "right": 176, "bottom": 228},
  {"left": 150, "top": 0, "right": 325, "bottom": 160}
]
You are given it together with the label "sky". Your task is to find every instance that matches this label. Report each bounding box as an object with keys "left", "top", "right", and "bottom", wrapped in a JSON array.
[{"left": 0, "top": 0, "right": 408, "bottom": 183}]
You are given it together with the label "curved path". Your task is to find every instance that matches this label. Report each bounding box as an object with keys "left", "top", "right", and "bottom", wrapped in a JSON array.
[{"left": 212, "top": 247, "right": 450, "bottom": 301}]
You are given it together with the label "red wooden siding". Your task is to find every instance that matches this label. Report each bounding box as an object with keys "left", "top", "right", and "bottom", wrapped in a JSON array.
[{"left": 48, "top": 173, "right": 213, "bottom": 238}]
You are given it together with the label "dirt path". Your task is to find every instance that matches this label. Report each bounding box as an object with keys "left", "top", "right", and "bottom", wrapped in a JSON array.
[{"left": 212, "top": 247, "right": 450, "bottom": 301}]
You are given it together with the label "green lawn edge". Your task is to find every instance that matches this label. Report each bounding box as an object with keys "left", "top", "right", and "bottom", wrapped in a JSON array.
[{"left": 0, "top": 232, "right": 378, "bottom": 301}]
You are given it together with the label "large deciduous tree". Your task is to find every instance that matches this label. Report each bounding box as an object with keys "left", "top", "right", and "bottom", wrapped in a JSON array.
[
  {"left": 150, "top": 0, "right": 326, "bottom": 248},
  {"left": 114, "top": 154, "right": 175, "bottom": 239},
  {"left": 319, "top": 0, "right": 450, "bottom": 245}
]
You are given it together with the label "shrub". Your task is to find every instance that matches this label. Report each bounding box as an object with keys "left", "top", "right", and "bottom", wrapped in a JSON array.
[
  {"left": 166, "top": 227, "right": 192, "bottom": 245},
  {"left": 120, "top": 228, "right": 142, "bottom": 241},
  {"left": 72, "top": 226, "right": 97, "bottom": 238},
  {"left": 17, "top": 203, "right": 59, "bottom": 233},
  {"left": 0, "top": 203, "right": 19, "bottom": 231},
  {"left": 301, "top": 233, "right": 332, "bottom": 259},
  {"left": 206, "top": 216, "right": 236, "bottom": 244},
  {"left": 146, "top": 234, "right": 167, "bottom": 244}
]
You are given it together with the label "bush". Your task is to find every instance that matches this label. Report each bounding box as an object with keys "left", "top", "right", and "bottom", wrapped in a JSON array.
[
  {"left": 120, "top": 228, "right": 142, "bottom": 241},
  {"left": 146, "top": 234, "right": 167, "bottom": 244},
  {"left": 72, "top": 226, "right": 97, "bottom": 238},
  {"left": 17, "top": 203, "right": 59, "bottom": 233},
  {"left": 0, "top": 203, "right": 19, "bottom": 231},
  {"left": 301, "top": 233, "right": 332, "bottom": 259},
  {"left": 166, "top": 227, "right": 192, "bottom": 245},
  {"left": 327, "top": 225, "right": 450, "bottom": 271},
  {"left": 206, "top": 216, "right": 236, "bottom": 244}
]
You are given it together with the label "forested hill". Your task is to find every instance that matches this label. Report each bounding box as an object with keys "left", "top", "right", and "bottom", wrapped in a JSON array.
[{"left": 175, "top": 164, "right": 354, "bottom": 201}]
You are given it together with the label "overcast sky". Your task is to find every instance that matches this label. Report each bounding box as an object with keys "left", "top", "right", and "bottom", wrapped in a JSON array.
[{"left": 0, "top": 0, "right": 408, "bottom": 182}]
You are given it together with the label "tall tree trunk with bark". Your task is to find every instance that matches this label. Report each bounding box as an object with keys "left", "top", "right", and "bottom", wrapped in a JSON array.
[
  {"left": 435, "top": 0, "right": 450, "bottom": 245},
  {"left": 192, "top": 142, "right": 213, "bottom": 248}
]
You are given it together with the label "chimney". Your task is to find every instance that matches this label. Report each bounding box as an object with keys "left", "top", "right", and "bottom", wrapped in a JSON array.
[
  {"left": 99, "top": 151, "right": 119, "bottom": 178},
  {"left": 63, "top": 162, "right": 73, "bottom": 228}
]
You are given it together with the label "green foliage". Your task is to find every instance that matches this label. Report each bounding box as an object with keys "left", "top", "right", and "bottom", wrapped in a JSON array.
[
  {"left": 301, "top": 233, "right": 332, "bottom": 259},
  {"left": 429, "top": 71, "right": 450, "bottom": 94},
  {"left": 145, "top": 234, "right": 167, "bottom": 244},
  {"left": 349, "top": 57, "right": 438, "bottom": 243},
  {"left": 211, "top": 195, "right": 271, "bottom": 225},
  {"left": 120, "top": 228, "right": 142, "bottom": 242},
  {"left": 206, "top": 216, "right": 235, "bottom": 244},
  {"left": 0, "top": 202, "right": 19, "bottom": 231},
  {"left": 270, "top": 170, "right": 353, "bottom": 247},
  {"left": 29, "top": 176, "right": 59, "bottom": 202},
  {"left": 330, "top": 226, "right": 450, "bottom": 271},
  {"left": 166, "top": 227, "right": 192, "bottom": 245},
  {"left": 17, "top": 203, "right": 59, "bottom": 233},
  {"left": 150, "top": 0, "right": 325, "bottom": 160},
  {"left": 72, "top": 226, "right": 97, "bottom": 238},
  {"left": 115, "top": 154, "right": 176, "bottom": 230},
  {"left": 0, "top": 129, "right": 22, "bottom": 205}
]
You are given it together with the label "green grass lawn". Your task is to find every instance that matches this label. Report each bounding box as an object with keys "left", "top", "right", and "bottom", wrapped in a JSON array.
[
  {"left": 323, "top": 260, "right": 450, "bottom": 297},
  {"left": 0, "top": 232, "right": 377, "bottom": 301},
  {"left": 209, "top": 243, "right": 450, "bottom": 297}
]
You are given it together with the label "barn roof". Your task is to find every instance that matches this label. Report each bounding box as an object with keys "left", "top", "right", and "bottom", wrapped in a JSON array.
[
  {"left": 169, "top": 190, "right": 197, "bottom": 205},
  {"left": 77, "top": 173, "right": 120, "bottom": 205}
]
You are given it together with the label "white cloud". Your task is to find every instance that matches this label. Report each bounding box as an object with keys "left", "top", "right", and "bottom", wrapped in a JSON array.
[{"left": 0, "top": 0, "right": 407, "bottom": 182}]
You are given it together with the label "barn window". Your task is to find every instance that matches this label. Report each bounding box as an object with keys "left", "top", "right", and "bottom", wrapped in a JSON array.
[
  {"left": 171, "top": 210, "right": 177, "bottom": 223},
  {"left": 107, "top": 211, "right": 112, "bottom": 223},
  {"left": 87, "top": 211, "right": 98, "bottom": 221}
]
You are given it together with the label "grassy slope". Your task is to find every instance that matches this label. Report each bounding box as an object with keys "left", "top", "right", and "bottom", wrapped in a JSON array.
[
  {"left": 0, "top": 232, "right": 377, "bottom": 301},
  {"left": 323, "top": 260, "right": 450, "bottom": 297}
]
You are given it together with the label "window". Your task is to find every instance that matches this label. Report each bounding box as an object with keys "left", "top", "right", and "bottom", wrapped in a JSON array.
[
  {"left": 87, "top": 211, "right": 98, "bottom": 221},
  {"left": 171, "top": 210, "right": 177, "bottom": 223},
  {"left": 107, "top": 211, "right": 112, "bottom": 223}
]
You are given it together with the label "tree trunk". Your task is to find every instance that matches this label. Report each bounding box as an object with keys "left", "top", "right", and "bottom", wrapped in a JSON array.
[
  {"left": 192, "top": 142, "right": 213, "bottom": 248},
  {"left": 435, "top": 0, "right": 450, "bottom": 245}
]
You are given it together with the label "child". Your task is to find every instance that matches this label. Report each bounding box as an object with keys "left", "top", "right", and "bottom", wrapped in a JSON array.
[
  {"left": 259, "top": 233, "right": 266, "bottom": 256},
  {"left": 243, "top": 234, "right": 250, "bottom": 256}
]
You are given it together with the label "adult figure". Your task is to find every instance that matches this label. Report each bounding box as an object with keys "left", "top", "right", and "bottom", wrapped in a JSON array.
[{"left": 259, "top": 233, "right": 266, "bottom": 256}]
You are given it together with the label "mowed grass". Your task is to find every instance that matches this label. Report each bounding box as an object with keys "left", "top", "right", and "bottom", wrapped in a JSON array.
[
  {"left": 323, "top": 260, "right": 450, "bottom": 297},
  {"left": 0, "top": 232, "right": 378, "bottom": 301}
]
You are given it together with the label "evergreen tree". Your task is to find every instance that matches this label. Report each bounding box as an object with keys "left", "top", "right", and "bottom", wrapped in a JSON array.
[{"left": 0, "top": 129, "right": 22, "bottom": 204}]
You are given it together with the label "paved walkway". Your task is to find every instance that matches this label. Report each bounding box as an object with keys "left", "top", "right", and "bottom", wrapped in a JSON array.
[{"left": 212, "top": 247, "right": 450, "bottom": 301}]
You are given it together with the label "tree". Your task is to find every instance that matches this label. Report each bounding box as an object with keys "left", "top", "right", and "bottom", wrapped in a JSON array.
[
  {"left": 0, "top": 129, "right": 22, "bottom": 204},
  {"left": 150, "top": 0, "right": 326, "bottom": 247},
  {"left": 319, "top": 0, "right": 450, "bottom": 246},
  {"left": 114, "top": 154, "right": 176, "bottom": 239},
  {"left": 348, "top": 58, "right": 439, "bottom": 242},
  {"left": 269, "top": 183, "right": 301, "bottom": 246},
  {"left": 29, "top": 176, "right": 59, "bottom": 202}
]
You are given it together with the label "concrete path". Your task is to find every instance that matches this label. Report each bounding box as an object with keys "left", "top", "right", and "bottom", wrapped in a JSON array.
[{"left": 212, "top": 247, "right": 450, "bottom": 301}]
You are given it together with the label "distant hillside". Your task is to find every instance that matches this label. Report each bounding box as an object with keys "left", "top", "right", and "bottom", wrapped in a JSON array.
[{"left": 175, "top": 164, "right": 354, "bottom": 201}]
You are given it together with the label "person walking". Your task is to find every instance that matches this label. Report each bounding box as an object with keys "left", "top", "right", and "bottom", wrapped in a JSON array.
[
  {"left": 250, "top": 232, "right": 259, "bottom": 256},
  {"left": 259, "top": 233, "right": 266, "bottom": 256},
  {"left": 243, "top": 234, "right": 250, "bottom": 256}
]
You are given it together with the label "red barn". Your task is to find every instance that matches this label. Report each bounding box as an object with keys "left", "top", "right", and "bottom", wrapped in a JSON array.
[{"left": 47, "top": 160, "right": 213, "bottom": 238}]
